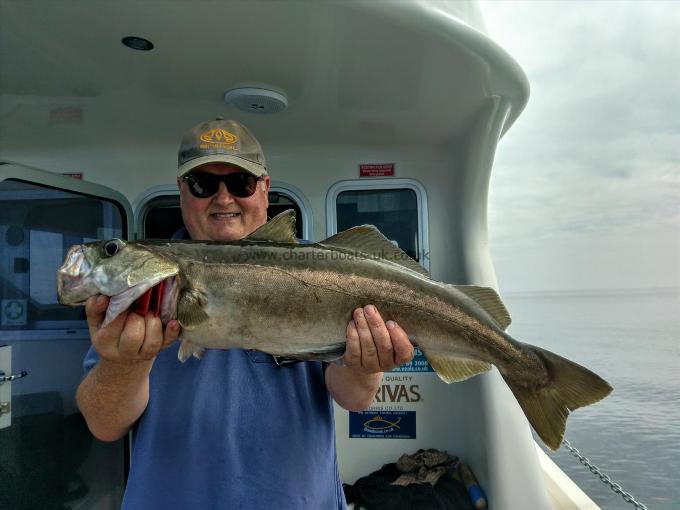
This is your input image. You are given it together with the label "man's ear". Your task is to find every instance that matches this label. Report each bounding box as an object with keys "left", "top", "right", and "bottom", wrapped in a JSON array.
[
  {"left": 261, "top": 176, "right": 271, "bottom": 208},
  {"left": 261, "top": 176, "right": 271, "bottom": 193},
  {"left": 177, "top": 178, "right": 185, "bottom": 208}
]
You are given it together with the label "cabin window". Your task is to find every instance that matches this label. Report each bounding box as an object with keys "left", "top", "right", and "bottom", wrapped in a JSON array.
[
  {"left": 0, "top": 179, "right": 124, "bottom": 330},
  {"left": 140, "top": 195, "right": 184, "bottom": 239},
  {"left": 136, "top": 185, "right": 310, "bottom": 240},
  {"left": 327, "top": 179, "right": 429, "bottom": 269},
  {"left": 267, "top": 191, "right": 304, "bottom": 239}
]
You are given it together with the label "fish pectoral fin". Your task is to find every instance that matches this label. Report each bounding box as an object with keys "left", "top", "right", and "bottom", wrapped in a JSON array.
[
  {"left": 319, "top": 226, "right": 430, "bottom": 278},
  {"left": 177, "top": 286, "right": 209, "bottom": 329},
  {"left": 451, "top": 285, "right": 512, "bottom": 330},
  {"left": 245, "top": 209, "right": 298, "bottom": 243},
  {"left": 178, "top": 339, "right": 205, "bottom": 362},
  {"left": 420, "top": 348, "right": 491, "bottom": 384}
]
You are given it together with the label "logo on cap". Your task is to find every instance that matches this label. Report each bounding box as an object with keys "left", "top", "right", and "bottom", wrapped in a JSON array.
[{"left": 199, "top": 129, "right": 239, "bottom": 150}]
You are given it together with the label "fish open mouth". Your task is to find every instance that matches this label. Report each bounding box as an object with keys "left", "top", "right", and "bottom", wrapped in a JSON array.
[
  {"left": 132, "top": 280, "right": 166, "bottom": 317},
  {"left": 103, "top": 276, "right": 178, "bottom": 327},
  {"left": 131, "top": 277, "right": 178, "bottom": 324}
]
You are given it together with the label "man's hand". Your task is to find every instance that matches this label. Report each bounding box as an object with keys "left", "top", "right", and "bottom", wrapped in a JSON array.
[
  {"left": 76, "top": 295, "right": 180, "bottom": 441},
  {"left": 86, "top": 295, "right": 180, "bottom": 363},
  {"left": 343, "top": 305, "right": 413, "bottom": 374},
  {"left": 326, "top": 305, "right": 414, "bottom": 411}
]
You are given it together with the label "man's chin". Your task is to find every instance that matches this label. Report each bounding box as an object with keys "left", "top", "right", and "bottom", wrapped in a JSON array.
[{"left": 205, "top": 221, "right": 248, "bottom": 241}]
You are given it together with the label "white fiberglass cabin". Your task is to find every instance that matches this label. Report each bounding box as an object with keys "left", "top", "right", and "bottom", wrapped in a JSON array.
[{"left": 0, "top": 1, "right": 598, "bottom": 508}]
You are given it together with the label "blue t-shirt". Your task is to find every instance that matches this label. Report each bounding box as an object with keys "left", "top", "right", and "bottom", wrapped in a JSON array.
[
  {"left": 84, "top": 347, "right": 345, "bottom": 509},
  {"left": 83, "top": 228, "right": 346, "bottom": 509}
]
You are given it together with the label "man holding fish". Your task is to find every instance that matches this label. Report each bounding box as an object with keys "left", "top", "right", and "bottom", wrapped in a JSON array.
[
  {"left": 75, "top": 118, "right": 411, "bottom": 508},
  {"left": 61, "top": 118, "right": 611, "bottom": 509}
]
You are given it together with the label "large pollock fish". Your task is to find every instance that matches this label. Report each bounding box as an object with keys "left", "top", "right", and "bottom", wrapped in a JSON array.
[{"left": 57, "top": 210, "right": 611, "bottom": 450}]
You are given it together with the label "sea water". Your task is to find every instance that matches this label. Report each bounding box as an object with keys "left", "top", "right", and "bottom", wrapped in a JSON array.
[{"left": 504, "top": 288, "right": 680, "bottom": 509}]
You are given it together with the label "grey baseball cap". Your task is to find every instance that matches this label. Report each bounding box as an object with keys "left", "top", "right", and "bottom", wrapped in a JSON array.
[{"left": 177, "top": 118, "right": 268, "bottom": 177}]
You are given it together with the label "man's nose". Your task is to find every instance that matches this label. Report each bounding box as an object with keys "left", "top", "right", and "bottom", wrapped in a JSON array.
[{"left": 212, "top": 181, "right": 234, "bottom": 202}]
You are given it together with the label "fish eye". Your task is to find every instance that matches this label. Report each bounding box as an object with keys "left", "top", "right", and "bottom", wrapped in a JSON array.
[{"left": 103, "top": 239, "right": 125, "bottom": 257}]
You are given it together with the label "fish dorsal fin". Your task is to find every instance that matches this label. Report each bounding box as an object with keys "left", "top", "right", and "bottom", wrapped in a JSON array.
[
  {"left": 245, "top": 209, "right": 298, "bottom": 243},
  {"left": 320, "top": 225, "right": 430, "bottom": 278},
  {"left": 454, "top": 285, "right": 512, "bottom": 330}
]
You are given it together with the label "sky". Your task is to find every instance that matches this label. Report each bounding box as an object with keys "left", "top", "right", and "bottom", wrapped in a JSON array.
[{"left": 479, "top": 1, "right": 680, "bottom": 293}]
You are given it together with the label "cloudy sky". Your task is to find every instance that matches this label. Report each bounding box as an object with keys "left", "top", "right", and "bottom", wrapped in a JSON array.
[{"left": 479, "top": 1, "right": 679, "bottom": 293}]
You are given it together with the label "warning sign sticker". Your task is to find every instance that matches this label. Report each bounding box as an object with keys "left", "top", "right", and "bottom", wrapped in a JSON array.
[{"left": 359, "top": 163, "right": 395, "bottom": 177}]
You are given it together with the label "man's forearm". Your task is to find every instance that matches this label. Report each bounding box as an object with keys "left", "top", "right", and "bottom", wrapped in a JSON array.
[
  {"left": 76, "top": 359, "right": 153, "bottom": 441},
  {"left": 325, "top": 363, "right": 382, "bottom": 411}
]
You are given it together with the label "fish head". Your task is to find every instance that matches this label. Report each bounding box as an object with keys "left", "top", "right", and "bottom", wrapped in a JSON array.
[
  {"left": 57, "top": 239, "right": 179, "bottom": 324},
  {"left": 57, "top": 243, "right": 100, "bottom": 306}
]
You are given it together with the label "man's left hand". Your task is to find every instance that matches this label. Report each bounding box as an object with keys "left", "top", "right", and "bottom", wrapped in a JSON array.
[
  {"left": 343, "top": 305, "right": 414, "bottom": 374},
  {"left": 325, "top": 305, "right": 414, "bottom": 411}
]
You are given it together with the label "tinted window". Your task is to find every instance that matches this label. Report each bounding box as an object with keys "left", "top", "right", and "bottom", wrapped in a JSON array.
[
  {"left": 267, "top": 192, "right": 303, "bottom": 239},
  {"left": 0, "top": 179, "right": 124, "bottom": 330},
  {"left": 336, "top": 189, "right": 419, "bottom": 260},
  {"left": 142, "top": 196, "right": 184, "bottom": 239}
]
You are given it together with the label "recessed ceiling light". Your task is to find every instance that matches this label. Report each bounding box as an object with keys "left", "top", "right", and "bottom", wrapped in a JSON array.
[{"left": 121, "top": 36, "right": 154, "bottom": 51}]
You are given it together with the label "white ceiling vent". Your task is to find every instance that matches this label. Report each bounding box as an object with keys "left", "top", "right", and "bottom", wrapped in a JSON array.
[{"left": 223, "top": 87, "right": 288, "bottom": 114}]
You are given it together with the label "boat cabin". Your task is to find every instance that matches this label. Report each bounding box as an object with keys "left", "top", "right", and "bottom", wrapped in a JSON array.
[{"left": 0, "top": 1, "right": 598, "bottom": 508}]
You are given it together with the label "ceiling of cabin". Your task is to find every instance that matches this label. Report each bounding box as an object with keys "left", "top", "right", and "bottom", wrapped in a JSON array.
[{"left": 0, "top": 1, "right": 527, "bottom": 152}]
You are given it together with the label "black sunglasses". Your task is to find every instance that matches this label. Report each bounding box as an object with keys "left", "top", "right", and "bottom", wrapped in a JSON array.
[{"left": 182, "top": 172, "right": 262, "bottom": 198}]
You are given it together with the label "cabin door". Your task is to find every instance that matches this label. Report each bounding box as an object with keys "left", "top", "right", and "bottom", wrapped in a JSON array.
[{"left": 0, "top": 162, "right": 132, "bottom": 509}]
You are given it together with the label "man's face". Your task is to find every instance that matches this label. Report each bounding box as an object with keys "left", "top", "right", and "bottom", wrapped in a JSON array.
[{"left": 178, "top": 162, "right": 270, "bottom": 241}]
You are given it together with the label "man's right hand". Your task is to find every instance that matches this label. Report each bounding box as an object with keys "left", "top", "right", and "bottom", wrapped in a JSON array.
[
  {"left": 77, "top": 295, "right": 180, "bottom": 441},
  {"left": 86, "top": 295, "right": 180, "bottom": 363}
]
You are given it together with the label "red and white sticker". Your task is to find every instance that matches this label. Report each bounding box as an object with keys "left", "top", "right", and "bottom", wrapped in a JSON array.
[{"left": 360, "top": 163, "right": 395, "bottom": 177}]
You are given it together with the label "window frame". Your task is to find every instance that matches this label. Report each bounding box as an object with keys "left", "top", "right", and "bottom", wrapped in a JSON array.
[
  {"left": 132, "top": 184, "right": 178, "bottom": 240},
  {"left": 325, "top": 178, "right": 430, "bottom": 271},
  {"left": 0, "top": 162, "right": 132, "bottom": 340},
  {"left": 269, "top": 180, "right": 313, "bottom": 241}
]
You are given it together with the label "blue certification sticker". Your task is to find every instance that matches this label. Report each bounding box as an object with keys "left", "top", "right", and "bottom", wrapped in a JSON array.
[
  {"left": 390, "top": 347, "right": 433, "bottom": 373},
  {"left": 349, "top": 411, "right": 416, "bottom": 439}
]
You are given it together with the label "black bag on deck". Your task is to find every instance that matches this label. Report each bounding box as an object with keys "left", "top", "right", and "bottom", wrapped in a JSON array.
[{"left": 343, "top": 463, "right": 475, "bottom": 510}]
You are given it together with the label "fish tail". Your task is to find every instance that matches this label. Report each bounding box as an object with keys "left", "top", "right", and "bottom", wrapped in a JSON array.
[{"left": 500, "top": 345, "right": 612, "bottom": 451}]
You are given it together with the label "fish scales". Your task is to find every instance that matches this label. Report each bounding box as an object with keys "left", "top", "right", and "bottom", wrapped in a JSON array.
[{"left": 56, "top": 210, "right": 612, "bottom": 450}]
